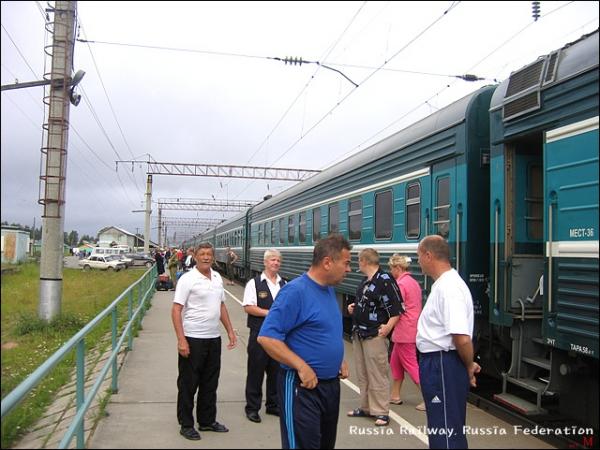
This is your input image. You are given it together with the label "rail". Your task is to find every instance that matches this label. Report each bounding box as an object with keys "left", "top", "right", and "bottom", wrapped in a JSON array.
[{"left": 1, "top": 266, "right": 157, "bottom": 448}]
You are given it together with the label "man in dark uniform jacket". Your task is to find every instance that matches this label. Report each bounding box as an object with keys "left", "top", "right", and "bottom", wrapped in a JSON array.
[{"left": 242, "top": 249, "right": 286, "bottom": 423}]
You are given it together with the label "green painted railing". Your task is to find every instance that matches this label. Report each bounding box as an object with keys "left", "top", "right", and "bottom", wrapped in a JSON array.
[{"left": 1, "top": 266, "right": 157, "bottom": 448}]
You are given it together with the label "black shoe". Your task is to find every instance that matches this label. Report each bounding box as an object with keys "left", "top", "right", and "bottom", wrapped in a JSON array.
[
  {"left": 180, "top": 426, "right": 201, "bottom": 440},
  {"left": 265, "top": 408, "right": 280, "bottom": 417},
  {"left": 198, "top": 421, "right": 229, "bottom": 432},
  {"left": 246, "top": 411, "right": 262, "bottom": 423}
]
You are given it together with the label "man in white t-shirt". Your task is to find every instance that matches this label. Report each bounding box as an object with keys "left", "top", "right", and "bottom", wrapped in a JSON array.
[
  {"left": 171, "top": 243, "right": 237, "bottom": 441},
  {"left": 416, "top": 235, "right": 480, "bottom": 449}
]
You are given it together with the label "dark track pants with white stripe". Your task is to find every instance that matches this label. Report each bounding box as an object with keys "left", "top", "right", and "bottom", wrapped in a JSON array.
[
  {"left": 278, "top": 369, "right": 340, "bottom": 449},
  {"left": 419, "top": 350, "right": 469, "bottom": 449}
]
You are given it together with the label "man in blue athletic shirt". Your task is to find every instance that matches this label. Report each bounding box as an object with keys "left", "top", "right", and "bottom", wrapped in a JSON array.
[{"left": 258, "top": 233, "right": 352, "bottom": 449}]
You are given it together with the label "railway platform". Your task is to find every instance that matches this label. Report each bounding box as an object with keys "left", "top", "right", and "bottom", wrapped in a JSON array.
[{"left": 88, "top": 281, "right": 556, "bottom": 449}]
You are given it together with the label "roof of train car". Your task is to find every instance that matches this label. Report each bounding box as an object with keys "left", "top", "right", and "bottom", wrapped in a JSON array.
[
  {"left": 490, "top": 29, "right": 599, "bottom": 111},
  {"left": 252, "top": 84, "right": 496, "bottom": 215}
]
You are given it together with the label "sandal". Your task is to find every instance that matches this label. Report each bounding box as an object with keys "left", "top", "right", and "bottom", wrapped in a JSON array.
[
  {"left": 390, "top": 398, "right": 403, "bottom": 405},
  {"left": 374, "top": 415, "right": 390, "bottom": 426},
  {"left": 347, "top": 408, "right": 371, "bottom": 418},
  {"left": 416, "top": 402, "right": 426, "bottom": 411}
]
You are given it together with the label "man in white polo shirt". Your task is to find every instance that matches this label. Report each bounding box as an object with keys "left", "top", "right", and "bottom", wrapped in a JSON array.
[
  {"left": 416, "top": 235, "right": 480, "bottom": 449},
  {"left": 171, "top": 242, "right": 237, "bottom": 441}
]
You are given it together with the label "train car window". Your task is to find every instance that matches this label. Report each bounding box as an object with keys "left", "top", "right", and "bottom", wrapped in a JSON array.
[
  {"left": 435, "top": 177, "right": 450, "bottom": 238},
  {"left": 299, "top": 212, "right": 306, "bottom": 243},
  {"left": 257, "top": 225, "right": 262, "bottom": 246},
  {"left": 406, "top": 182, "right": 421, "bottom": 239},
  {"left": 313, "top": 208, "right": 321, "bottom": 242},
  {"left": 526, "top": 164, "right": 543, "bottom": 241},
  {"left": 329, "top": 203, "right": 339, "bottom": 233},
  {"left": 270, "top": 221, "right": 275, "bottom": 245},
  {"left": 348, "top": 197, "right": 362, "bottom": 240},
  {"left": 375, "top": 190, "right": 393, "bottom": 239},
  {"left": 279, "top": 218, "right": 285, "bottom": 244},
  {"left": 288, "top": 216, "right": 295, "bottom": 244}
]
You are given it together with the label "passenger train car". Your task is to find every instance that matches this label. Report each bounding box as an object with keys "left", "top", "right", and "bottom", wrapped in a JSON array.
[{"left": 184, "top": 30, "right": 598, "bottom": 430}]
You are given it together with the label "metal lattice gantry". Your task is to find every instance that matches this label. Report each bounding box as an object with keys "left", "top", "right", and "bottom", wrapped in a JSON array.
[
  {"left": 130, "top": 161, "right": 321, "bottom": 181},
  {"left": 157, "top": 198, "right": 258, "bottom": 212},
  {"left": 116, "top": 160, "right": 320, "bottom": 251},
  {"left": 155, "top": 199, "right": 257, "bottom": 246},
  {"left": 156, "top": 217, "right": 224, "bottom": 227}
]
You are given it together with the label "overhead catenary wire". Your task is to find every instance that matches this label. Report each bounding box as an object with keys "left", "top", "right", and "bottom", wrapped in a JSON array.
[
  {"left": 75, "top": 37, "right": 485, "bottom": 83},
  {"left": 268, "top": 1, "right": 462, "bottom": 168},
  {"left": 323, "top": 1, "right": 587, "bottom": 169},
  {"left": 208, "top": 1, "right": 368, "bottom": 203},
  {"left": 1, "top": 23, "right": 39, "bottom": 79}
]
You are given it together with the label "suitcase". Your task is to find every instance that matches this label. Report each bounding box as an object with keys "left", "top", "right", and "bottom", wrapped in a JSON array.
[{"left": 155, "top": 273, "right": 174, "bottom": 291}]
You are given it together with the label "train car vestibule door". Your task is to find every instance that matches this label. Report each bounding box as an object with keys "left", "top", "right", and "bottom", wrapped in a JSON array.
[
  {"left": 431, "top": 160, "right": 456, "bottom": 263},
  {"left": 505, "top": 138, "right": 544, "bottom": 311}
]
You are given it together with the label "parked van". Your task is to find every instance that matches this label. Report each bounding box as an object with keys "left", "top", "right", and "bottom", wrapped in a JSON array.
[{"left": 90, "top": 246, "right": 131, "bottom": 258}]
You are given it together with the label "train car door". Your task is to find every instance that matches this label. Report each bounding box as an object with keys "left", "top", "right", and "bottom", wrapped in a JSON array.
[
  {"left": 505, "top": 140, "right": 545, "bottom": 313},
  {"left": 423, "top": 159, "right": 460, "bottom": 299},
  {"left": 427, "top": 160, "right": 457, "bottom": 297},
  {"left": 430, "top": 159, "right": 456, "bottom": 258}
]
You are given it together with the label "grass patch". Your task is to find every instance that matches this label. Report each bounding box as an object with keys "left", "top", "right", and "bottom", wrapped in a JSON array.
[{"left": 1, "top": 263, "right": 146, "bottom": 448}]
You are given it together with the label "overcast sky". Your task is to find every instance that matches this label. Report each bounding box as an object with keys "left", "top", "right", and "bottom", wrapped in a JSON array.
[{"left": 2, "top": 1, "right": 598, "bottom": 243}]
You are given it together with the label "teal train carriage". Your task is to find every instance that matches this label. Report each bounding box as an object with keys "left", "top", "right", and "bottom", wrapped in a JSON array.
[
  {"left": 488, "top": 30, "right": 598, "bottom": 428},
  {"left": 246, "top": 85, "right": 495, "bottom": 338},
  {"left": 193, "top": 211, "right": 248, "bottom": 280}
]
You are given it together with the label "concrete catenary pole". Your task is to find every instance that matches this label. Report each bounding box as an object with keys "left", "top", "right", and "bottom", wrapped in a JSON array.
[
  {"left": 38, "top": 1, "right": 77, "bottom": 321},
  {"left": 157, "top": 206, "right": 162, "bottom": 248},
  {"left": 144, "top": 174, "right": 152, "bottom": 254}
]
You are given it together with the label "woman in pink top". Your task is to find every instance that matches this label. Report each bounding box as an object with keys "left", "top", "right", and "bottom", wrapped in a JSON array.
[{"left": 388, "top": 254, "right": 425, "bottom": 411}]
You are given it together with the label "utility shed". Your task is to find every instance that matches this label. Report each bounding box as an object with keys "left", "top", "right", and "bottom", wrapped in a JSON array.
[{"left": 1, "top": 228, "right": 30, "bottom": 264}]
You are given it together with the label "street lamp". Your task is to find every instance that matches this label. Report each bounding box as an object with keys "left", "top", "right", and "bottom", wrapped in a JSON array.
[{"left": 1, "top": 69, "right": 86, "bottom": 107}]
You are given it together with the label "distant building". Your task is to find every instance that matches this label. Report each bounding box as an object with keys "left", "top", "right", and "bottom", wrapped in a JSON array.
[
  {"left": 96, "top": 226, "right": 156, "bottom": 251},
  {"left": 1, "top": 227, "right": 30, "bottom": 264}
]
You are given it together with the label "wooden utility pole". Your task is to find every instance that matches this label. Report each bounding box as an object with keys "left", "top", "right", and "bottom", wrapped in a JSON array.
[{"left": 38, "top": 1, "right": 77, "bottom": 321}]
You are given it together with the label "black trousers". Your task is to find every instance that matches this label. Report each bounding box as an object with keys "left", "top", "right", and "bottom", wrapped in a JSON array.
[
  {"left": 245, "top": 328, "right": 279, "bottom": 413},
  {"left": 177, "top": 336, "right": 221, "bottom": 428}
]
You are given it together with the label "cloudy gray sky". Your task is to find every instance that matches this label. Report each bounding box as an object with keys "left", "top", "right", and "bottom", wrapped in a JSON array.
[{"left": 2, "top": 1, "right": 598, "bottom": 243}]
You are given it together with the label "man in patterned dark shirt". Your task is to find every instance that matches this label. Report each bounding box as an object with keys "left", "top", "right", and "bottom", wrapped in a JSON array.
[{"left": 347, "top": 248, "right": 404, "bottom": 427}]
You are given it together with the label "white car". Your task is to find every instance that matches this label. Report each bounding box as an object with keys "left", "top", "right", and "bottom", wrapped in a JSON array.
[
  {"left": 78, "top": 255, "right": 126, "bottom": 272},
  {"left": 106, "top": 254, "right": 134, "bottom": 267}
]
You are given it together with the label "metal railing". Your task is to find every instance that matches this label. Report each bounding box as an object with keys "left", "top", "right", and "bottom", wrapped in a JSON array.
[{"left": 1, "top": 266, "right": 157, "bottom": 448}]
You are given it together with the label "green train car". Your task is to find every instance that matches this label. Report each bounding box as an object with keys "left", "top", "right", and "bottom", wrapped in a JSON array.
[
  {"left": 488, "top": 30, "right": 598, "bottom": 427},
  {"left": 184, "top": 30, "right": 598, "bottom": 431}
]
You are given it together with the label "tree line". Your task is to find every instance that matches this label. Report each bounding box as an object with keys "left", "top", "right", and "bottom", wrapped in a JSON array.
[{"left": 1, "top": 221, "right": 97, "bottom": 247}]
